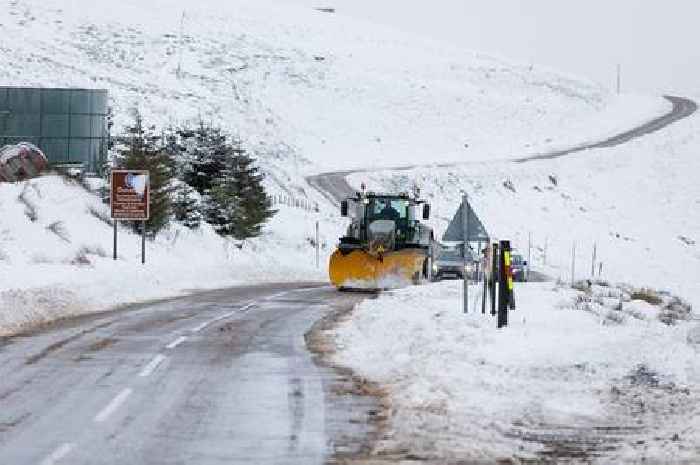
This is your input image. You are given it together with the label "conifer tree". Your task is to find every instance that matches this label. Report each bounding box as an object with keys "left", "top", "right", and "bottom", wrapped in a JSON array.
[
  {"left": 172, "top": 183, "right": 202, "bottom": 229},
  {"left": 204, "top": 139, "right": 276, "bottom": 239},
  {"left": 182, "top": 124, "right": 229, "bottom": 196},
  {"left": 115, "top": 111, "right": 174, "bottom": 236}
]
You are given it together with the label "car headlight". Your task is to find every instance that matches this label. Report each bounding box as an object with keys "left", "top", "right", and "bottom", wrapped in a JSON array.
[{"left": 464, "top": 264, "right": 474, "bottom": 273}]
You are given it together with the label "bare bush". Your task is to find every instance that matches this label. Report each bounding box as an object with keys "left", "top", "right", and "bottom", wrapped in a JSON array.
[
  {"left": 18, "top": 184, "right": 38, "bottom": 222},
  {"left": 572, "top": 279, "right": 593, "bottom": 293},
  {"left": 87, "top": 205, "right": 113, "bottom": 227},
  {"left": 71, "top": 245, "right": 107, "bottom": 266},
  {"left": 631, "top": 288, "right": 663, "bottom": 306},
  {"left": 659, "top": 297, "right": 692, "bottom": 326},
  {"left": 46, "top": 221, "right": 71, "bottom": 243}
]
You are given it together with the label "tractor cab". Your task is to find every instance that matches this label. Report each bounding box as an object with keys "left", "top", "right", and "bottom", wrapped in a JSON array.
[{"left": 339, "top": 192, "right": 432, "bottom": 255}]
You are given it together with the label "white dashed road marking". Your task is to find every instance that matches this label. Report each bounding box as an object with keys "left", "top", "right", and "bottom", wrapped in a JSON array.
[
  {"left": 40, "top": 442, "right": 75, "bottom": 465},
  {"left": 138, "top": 354, "right": 167, "bottom": 377},
  {"left": 191, "top": 321, "right": 209, "bottom": 333},
  {"left": 94, "top": 388, "right": 132, "bottom": 423},
  {"left": 190, "top": 301, "right": 259, "bottom": 333},
  {"left": 165, "top": 336, "right": 187, "bottom": 349}
]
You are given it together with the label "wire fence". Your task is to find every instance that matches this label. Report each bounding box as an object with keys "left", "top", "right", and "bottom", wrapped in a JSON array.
[
  {"left": 269, "top": 194, "right": 319, "bottom": 213},
  {"left": 522, "top": 232, "right": 604, "bottom": 286}
]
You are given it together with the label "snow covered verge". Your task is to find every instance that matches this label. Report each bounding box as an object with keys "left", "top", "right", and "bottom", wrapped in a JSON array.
[
  {"left": 331, "top": 280, "right": 700, "bottom": 463},
  {"left": 0, "top": 174, "right": 328, "bottom": 336}
]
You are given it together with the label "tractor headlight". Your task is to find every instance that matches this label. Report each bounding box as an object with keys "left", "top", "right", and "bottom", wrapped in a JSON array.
[{"left": 432, "top": 263, "right": 438, "bottom": 272}]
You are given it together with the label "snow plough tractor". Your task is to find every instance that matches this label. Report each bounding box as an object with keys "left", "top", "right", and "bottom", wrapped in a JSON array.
[{"left": 329, "top": 190, "right": 436, "bottom": 290}]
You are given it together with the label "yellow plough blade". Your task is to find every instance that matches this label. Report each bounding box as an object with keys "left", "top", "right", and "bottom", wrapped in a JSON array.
[{"left": 329, "top": 248, "right": 427, "bottom": 289}]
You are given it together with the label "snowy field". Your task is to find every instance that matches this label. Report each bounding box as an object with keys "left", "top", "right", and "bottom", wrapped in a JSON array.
[
  {"left": 332, "top": 281, "right": 700, "bottom": 463},
  {"left": 0, "top": 0, "right": 668, "bottom": 173}
]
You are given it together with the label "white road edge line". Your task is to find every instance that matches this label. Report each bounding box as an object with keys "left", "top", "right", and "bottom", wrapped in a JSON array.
[
  {"left": 40, "top": 442, "right": 75, "bottom": 465},
  {"left": 139, "top": 354, "right": 167, "bottom": 377},
  {"left": 94, "top": 388, "right": 132, "bottom": 423},
  {"left": 165, "top": 336, "right": 187, "bottom": 349}
]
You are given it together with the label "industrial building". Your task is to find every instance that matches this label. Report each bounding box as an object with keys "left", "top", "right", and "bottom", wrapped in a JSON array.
[{"left": 0, "top": 87, "right": 109, "bottom": 173}]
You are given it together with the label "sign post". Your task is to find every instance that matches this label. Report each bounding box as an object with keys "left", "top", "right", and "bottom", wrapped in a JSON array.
[
  {"left": 443, "top": 195, "right": 489, "bottom": 315},
  {"left": 110, "top": 170, "right": 150, "bottom": 264},
  {"left": 315, "top": 221, "right": 320, "bottom": 268},
  {"left": 462, "top": 193, "right": 469, "bottom": 313}
]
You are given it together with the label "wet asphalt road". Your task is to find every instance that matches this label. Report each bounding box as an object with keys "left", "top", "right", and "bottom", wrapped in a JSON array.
[
  {"left": 307, "top": 95, "right": 697, "bottom": 204},
  {"left": 0, "top": 283, "right": 375, "bottom": 465},
  {"left": 515, "top": 95, "right": 697, "bottom": 162}
]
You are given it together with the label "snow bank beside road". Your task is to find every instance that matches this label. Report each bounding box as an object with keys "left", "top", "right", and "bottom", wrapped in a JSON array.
[
  {"left": 332, "top": 281, "right": 700, "bottom": 463},
  {"left": 0, "top": 175, "right": 327, "bottom": 335}
]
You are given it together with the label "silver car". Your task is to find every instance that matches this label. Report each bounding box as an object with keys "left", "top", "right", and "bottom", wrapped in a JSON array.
[{"left": 432, "top": 247, "right": 476, "bottom": 281}]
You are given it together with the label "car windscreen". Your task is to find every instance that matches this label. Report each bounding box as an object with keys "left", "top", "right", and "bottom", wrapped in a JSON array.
[
  {"left": 511, "top": 255, "right": 524, "bottom": 266},
  {"left": 438, "top": 250, "right": 462, "bottom": 261}
]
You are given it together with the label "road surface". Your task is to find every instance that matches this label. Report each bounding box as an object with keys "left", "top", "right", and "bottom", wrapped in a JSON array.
[
  {"left": 515, "top": 95, "right": 698, "bottom": 162},
  {"left": 308, "top": 95, "right": 697, "bottom": 204},
  {"left": 0, "top": 283, "right": 377, "bottom": 464}
]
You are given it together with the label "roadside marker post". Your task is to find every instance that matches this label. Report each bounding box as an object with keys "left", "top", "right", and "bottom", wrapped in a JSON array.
[
  {"left": 497, "top": 240, "right": 512, "bottom": 328},
  {"left": 571, "top": 241, "right": 577, "bottom": 286},
  {"left": 142, "top": 220, "right": 146, "bottom": 264},
  {"left": 490, "top": 243, "right": 498, "bottom": 316},
  {"left": 528, "top": 231, "right": 532, "bottom": 280},
  {"left": 498, "top": 241, "right": 510, "bottom": 329}
]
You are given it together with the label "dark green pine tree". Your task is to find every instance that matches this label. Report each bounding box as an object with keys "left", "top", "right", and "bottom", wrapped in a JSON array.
[
  {"left": 232, "top": 149, "right": 276, "bottom": 239},
  {"left": 116, "top": 111, "right": 174, "bottom": 236},
  {"left": 182, "top": 124, "right": 229, "bottom": 196},
  {"left": 205, "top": 140, "right": 276, "bottom": 239},
  {"left": 172, "top": 183, "right": 202, "bottom": 229}
]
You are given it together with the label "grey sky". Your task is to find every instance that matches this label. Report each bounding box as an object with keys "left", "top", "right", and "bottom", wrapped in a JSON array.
[{"left": 285, "top": 0, "right": 700, "bottom": 96}]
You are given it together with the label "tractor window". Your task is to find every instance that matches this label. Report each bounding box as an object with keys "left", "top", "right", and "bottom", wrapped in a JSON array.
[{"left": 369, "top": 199, "right": 408, "bottom": 221}]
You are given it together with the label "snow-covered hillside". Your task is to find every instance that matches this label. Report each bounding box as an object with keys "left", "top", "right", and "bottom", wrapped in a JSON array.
[
  {"left": 0, "top": 0, "right": 666, "bottom": 173},
  {"left": 348, "top": 109, "right": 700, "bottom": 311}
]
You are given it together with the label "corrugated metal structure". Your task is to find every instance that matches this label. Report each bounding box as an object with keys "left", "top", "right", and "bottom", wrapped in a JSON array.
[{"left": 0, "top": 87, "right": 108, "bottom": 173}]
